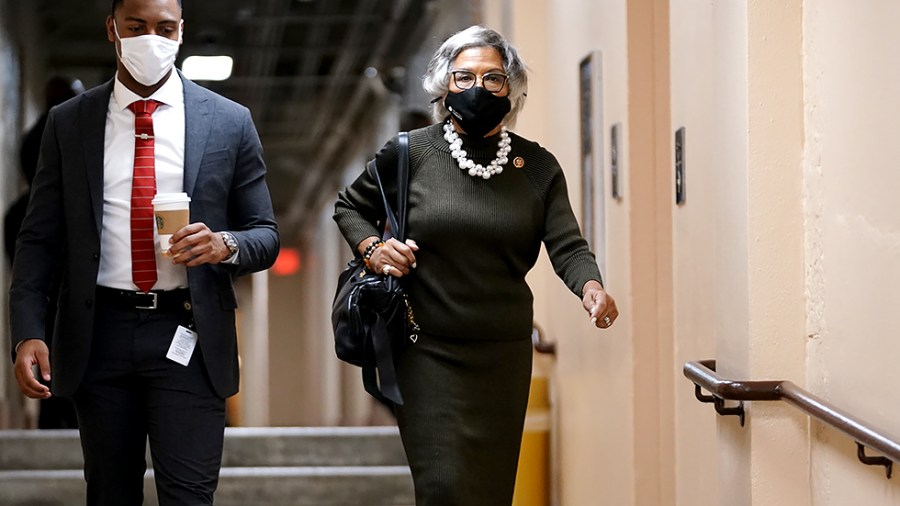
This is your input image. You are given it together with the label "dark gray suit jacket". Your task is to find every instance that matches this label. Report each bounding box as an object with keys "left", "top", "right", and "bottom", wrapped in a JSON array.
[{"left": 9, "top": 74, "right": 279, "bottom": 398}]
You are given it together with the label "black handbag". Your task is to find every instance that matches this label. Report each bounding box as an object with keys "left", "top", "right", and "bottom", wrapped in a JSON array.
[{"left": 331, "top": 132, "right": 417, "bottom": 405}]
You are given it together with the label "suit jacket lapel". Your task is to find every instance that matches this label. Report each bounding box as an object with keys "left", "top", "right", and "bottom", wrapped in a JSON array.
[
  {"left": 182, "top": 74, "right": 212, "bottom": 196},
  {"left": 83, "top": 80, "right": 115, "bottom": 234}
]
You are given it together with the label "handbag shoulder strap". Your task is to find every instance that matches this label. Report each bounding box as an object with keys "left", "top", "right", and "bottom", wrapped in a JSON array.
[
  {"left": 368, "top": 131, "right": 410, "bottom": 241},
  {"left": 395, "top": 132, "right": 409, "bottom": 241}
]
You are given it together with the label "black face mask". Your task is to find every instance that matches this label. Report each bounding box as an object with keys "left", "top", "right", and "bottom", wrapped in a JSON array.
[{"left": 444, "top": 87, "right": 512, "bottom": 138}]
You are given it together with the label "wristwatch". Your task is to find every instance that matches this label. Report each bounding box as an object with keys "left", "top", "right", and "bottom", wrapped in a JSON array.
[{"left": 220, "top": 232, "right": 239, "bottom": 261}]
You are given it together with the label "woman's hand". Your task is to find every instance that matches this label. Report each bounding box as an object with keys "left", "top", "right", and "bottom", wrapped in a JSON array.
[
  {"left": 370, "top": 238, "right": 419, "bottom": 277},
  {"left": 582, "top": 280, "right": 618, "bottom": 329}
]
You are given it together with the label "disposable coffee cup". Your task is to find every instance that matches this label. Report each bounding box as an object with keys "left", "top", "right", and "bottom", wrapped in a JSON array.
[{"left": 152, "top": 193, "right": 191, "bottom": 255}]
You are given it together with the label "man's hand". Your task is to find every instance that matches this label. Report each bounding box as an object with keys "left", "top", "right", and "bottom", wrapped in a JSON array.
[
  {"left": 14, "top": 339, "right": 51, "bottom": 399},
  {"left": 168, "top": 223, "right": 230, "bottom": 267}
]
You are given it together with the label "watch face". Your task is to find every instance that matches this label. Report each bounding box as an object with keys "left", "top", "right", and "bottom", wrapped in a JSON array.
[{"left": 222, "top": 233, "right": 238, "bottom": 255}]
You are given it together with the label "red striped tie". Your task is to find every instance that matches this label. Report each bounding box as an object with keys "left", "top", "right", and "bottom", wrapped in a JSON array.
[{"left": 128, "top": 100, "right": 160, "bottom": 293}]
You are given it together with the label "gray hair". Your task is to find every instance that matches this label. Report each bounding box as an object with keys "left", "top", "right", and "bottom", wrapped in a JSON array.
[{"left": 423, "top": 25, "right": 528, "bottom": 127}]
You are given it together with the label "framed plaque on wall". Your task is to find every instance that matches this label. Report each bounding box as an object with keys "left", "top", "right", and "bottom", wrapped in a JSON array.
[{"left": 579, "top": 51, "right": 606, "bottom": 274}]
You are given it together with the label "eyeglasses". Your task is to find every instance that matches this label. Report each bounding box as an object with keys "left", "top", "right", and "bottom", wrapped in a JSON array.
[{"left": 450, "top": 70, "right": 509, "bottom": 93}]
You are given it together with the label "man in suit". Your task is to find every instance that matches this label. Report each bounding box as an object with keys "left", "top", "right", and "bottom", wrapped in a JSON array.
[{"left": 9, "top": 0, "right": 279, "bottom": 504}]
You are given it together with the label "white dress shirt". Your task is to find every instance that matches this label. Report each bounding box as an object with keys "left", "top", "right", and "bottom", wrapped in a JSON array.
[{"left": 97, "top": 73, "right": 188, "bottom": 290}]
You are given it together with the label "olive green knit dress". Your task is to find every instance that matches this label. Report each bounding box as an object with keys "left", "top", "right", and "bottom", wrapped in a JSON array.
[{"left": 334, "top": 123, "right": 602, "bottom": 505}]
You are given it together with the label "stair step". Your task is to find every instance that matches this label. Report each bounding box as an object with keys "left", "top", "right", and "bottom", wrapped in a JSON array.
[
  {"left": 0, "top": 430, "right": 82, "bottom": 471},
  {"left": 0, "top": 467, "right": 414, "bottom": 506},
  {"left": 0, "top": 426, "right": 408, "bottom": 470},
  {"left": 222, "top": 427, "right": 408, "bottom": 467}
]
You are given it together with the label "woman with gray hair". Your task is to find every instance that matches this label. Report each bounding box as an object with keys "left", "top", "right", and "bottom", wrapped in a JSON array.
[{"left": 334, "top": 25, "right": 617, "bottom": 504}]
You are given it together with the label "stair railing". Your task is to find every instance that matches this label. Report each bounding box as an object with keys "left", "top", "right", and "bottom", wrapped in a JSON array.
[{"left": 684, "top": 359, "right": 900, "bottom": 479}]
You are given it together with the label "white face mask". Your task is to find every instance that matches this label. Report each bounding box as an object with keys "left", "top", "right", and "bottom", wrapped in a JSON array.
[{"left": 113, "top": 20, "right": 183, "bottom": 86}]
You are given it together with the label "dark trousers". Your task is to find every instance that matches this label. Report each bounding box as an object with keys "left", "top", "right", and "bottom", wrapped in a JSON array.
[
  {"left": 73, "top": 298, "right": 226, "bottom": 506},
  {"left": 38, "top": 392, "right": 78, "bottom": 429}
]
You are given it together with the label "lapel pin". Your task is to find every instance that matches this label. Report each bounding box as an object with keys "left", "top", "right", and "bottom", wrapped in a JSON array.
[{"left": 513, "top": 157, "right": 525, "bottom": 168}]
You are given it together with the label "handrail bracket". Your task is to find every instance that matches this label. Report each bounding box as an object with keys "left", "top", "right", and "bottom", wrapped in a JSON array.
[
  {"left": 694, "top": 384, "right": 745, "bottom": 427},
  {"left": 857, "top": 443, "right": 893, "bottom": 479}
]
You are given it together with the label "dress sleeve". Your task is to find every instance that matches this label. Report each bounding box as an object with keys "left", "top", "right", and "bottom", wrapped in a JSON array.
[
  {"left": 541, "top": 153, "right": 604, "bottom": 296},
  {"left": 333, "top": 136, "right": 399, "bottom": 252}
]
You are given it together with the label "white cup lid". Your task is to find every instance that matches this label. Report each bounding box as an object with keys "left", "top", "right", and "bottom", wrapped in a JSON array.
[{"left": 151, "top": 192, "right": 191, "bottom": 205}]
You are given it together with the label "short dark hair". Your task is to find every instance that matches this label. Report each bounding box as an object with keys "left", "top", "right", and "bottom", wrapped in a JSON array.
[{"left": 111, "top": 0, "right": 183, "bottom": 16}]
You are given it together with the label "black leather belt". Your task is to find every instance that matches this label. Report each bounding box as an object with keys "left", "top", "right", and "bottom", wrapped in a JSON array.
[{"left": 96, "top": 286, "right": 193, "bottom": 312}]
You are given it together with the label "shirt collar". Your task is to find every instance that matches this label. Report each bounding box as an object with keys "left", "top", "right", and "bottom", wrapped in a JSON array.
[{"left": 113, "top": 71, "right": 184, "bottom": 111}]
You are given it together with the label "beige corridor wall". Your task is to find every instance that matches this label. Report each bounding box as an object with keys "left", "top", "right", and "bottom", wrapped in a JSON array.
[
  {"left": 670, "top": 0, "right": 900, "bottom": 504},
  {"left": 670, "top": 1, "right": 810, "bottom": 505},
  {"left": 804, "top": 2, "right": 900, "bottom": 504},
  {"left": 668, "top": 1, "right": 743, "bottom": 503},
  {"left": 495, "top": 0, "right": 811, "bottom": 503}
]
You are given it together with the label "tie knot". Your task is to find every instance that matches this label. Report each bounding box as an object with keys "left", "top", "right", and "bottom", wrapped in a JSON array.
[{"left": 128, "top": 99, "right": 161, "bottom": 116}]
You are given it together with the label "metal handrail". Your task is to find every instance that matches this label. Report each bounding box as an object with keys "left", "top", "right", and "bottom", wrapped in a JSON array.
[{"left": 685, "top": 359, "right": 900, "bottom": 478}]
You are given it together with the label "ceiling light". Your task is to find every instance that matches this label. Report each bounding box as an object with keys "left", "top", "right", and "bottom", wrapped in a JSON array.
[{"left": 181, "top": 56, "right": 233, "bottom": 81}]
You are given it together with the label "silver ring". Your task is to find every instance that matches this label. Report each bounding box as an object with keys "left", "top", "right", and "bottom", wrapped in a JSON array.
[
  {"left": 382, "top": 265, "right": 392, "bottom": 276},
  {"left": 603, "top": 316, "right": 612, "bottom": 326}
]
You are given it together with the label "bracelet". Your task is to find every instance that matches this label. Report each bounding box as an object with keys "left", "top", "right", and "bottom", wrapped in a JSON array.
[
  {"left": 363, "top": 239, "right": 384, "bottom": 259},
  {"left": 362, "top": 239, "right": 384, "bottom": 270}
]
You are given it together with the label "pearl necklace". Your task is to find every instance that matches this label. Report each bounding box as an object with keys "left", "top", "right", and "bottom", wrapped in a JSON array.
[{"left": 443, "top": 121, "right": 512, "bottom": 180}]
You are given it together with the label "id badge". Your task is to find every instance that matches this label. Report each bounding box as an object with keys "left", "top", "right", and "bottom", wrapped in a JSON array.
[{"left": 166, "top": 325, "right": 198, "bottom": 366}]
